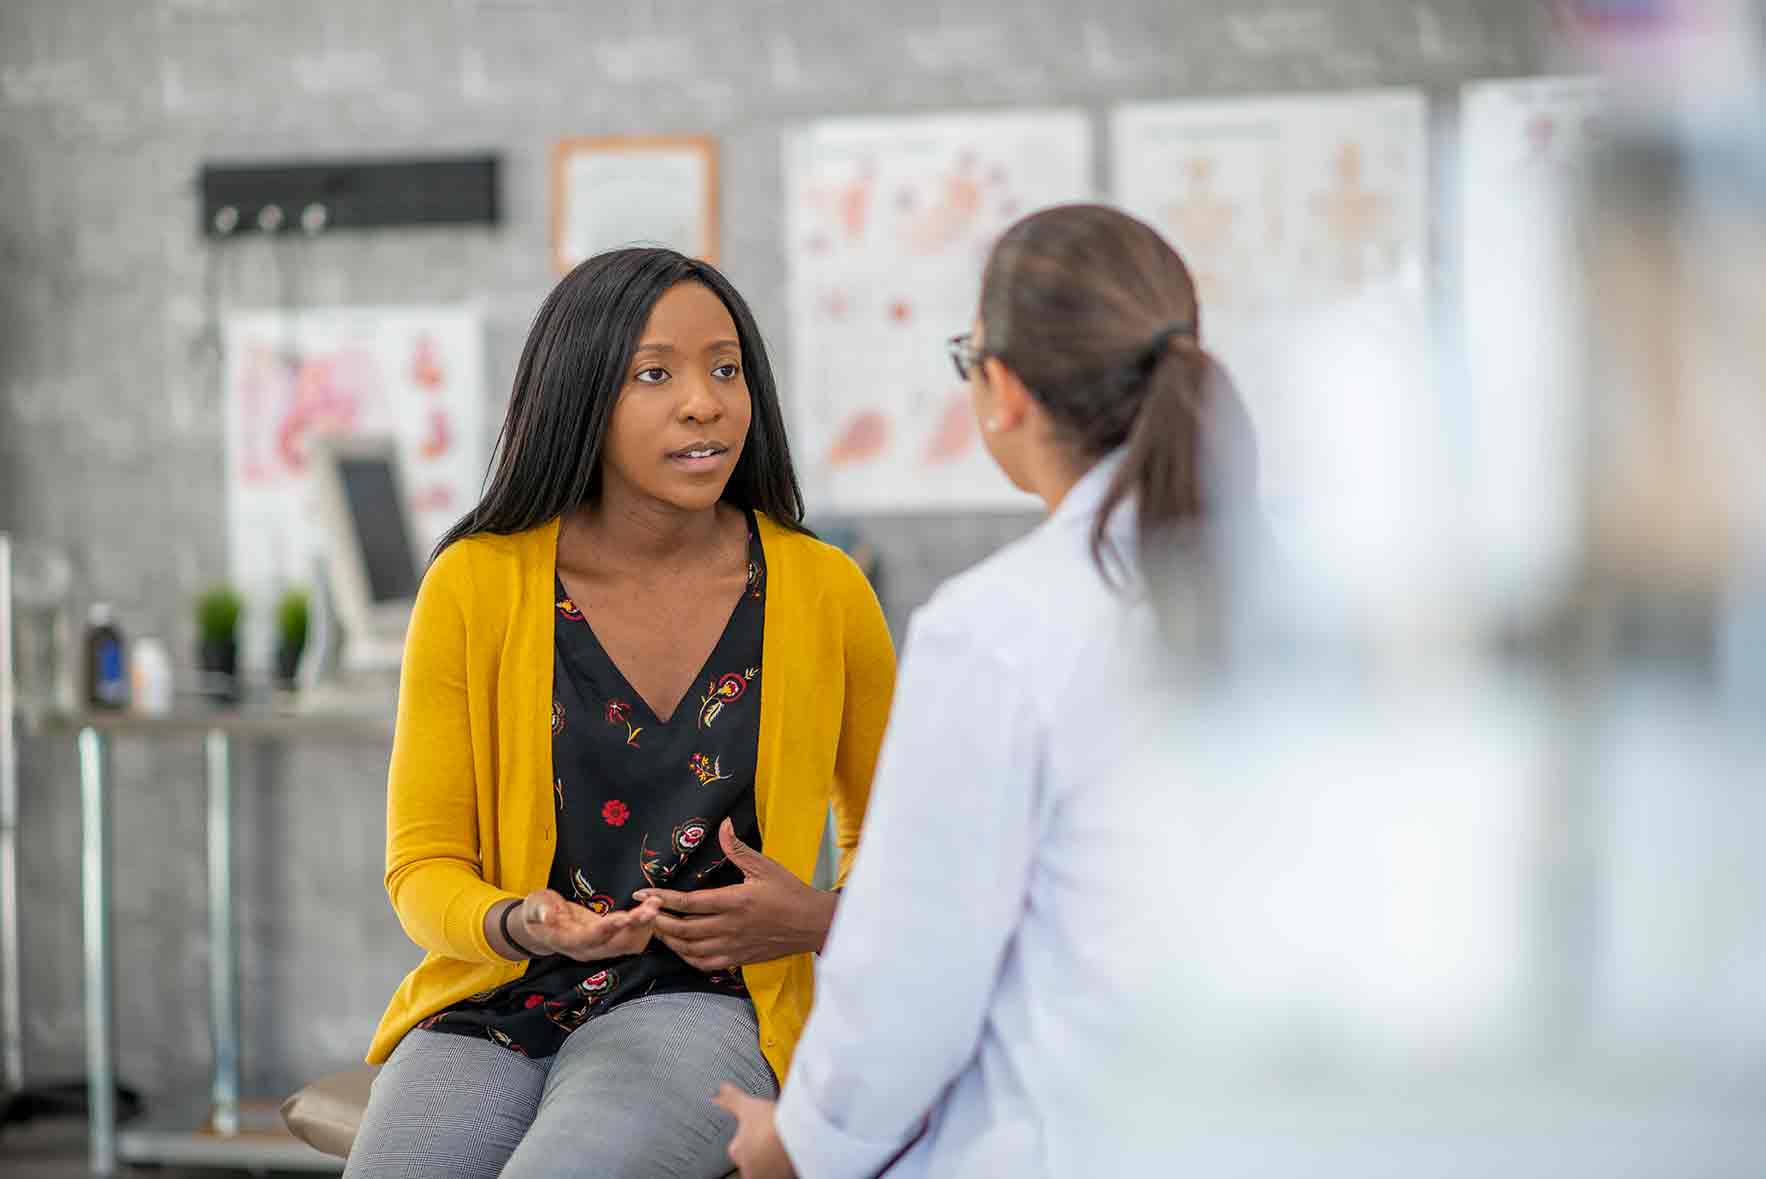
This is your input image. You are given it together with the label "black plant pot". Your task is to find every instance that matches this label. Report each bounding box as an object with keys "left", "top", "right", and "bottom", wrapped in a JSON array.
[
  {"left": 198, "top": 637, "right": 239, "bottom": 702},
  {"left": 274, "top": 640, "right": 304, "bottom": 688}
]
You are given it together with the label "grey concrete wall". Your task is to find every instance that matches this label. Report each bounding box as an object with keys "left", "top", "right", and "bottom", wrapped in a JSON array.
[{"left": 0, "top": 0, "right": 1545, "bottom": 1103}]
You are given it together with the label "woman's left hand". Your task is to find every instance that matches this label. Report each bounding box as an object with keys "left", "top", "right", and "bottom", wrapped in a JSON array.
[
  {"left": 713, "top": 1085, "right": 796, "bottom": 1179},
  {"left": 634, "top": 818, "right": 837, "bottom": 971}
]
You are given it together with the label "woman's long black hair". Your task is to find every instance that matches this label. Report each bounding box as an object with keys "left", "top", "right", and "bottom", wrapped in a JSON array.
[{"left": 434, "top": 247, "right": 808, "bottom": 559}]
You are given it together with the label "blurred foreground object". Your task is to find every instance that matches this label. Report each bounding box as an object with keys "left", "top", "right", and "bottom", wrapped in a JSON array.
[
  {"left": 1091, "top": 51, "right": 1766, "bottom": 1174},
  {"left": 1586, "top": 121, "right": 1766, "bottom": 600}
]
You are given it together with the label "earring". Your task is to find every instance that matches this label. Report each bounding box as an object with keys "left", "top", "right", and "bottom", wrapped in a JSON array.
[{"left": 983, "top": 416, "right": 1002, "bottom": 433}]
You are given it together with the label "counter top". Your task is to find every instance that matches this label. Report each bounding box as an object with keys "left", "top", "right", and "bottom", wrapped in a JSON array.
[{"left": 16, "top": 694, "right": 396, "bottom": 740}]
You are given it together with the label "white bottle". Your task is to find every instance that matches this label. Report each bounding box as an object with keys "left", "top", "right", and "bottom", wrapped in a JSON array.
[{"left": 130, "top": 636, "right": 175, "bottom": 716}]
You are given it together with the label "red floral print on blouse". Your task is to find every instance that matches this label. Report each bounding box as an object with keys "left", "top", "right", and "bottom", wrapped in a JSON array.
[
  {"left": 605, "top": 699, "right": 642, "bottom": 747},
  {"left": 488, "top": 1027, "right": 527, "bottom": 1055},
  {"left": 672, "top": 817, "right": 710, "bottom": 854},
  {"left": 437, "top": 527, "right": 763, "bottom": 1057},
  {"left": 570, "top": 866, "right": 615, "bottom": 915},
  {"left": 697, "top": 668, "right": 757, "bottom": 729},
  {"left": 639, "top": 818, "right": 712, "bottom": 888},
  {"left": 639, "top": 833, "right": 671, "bottom": 887},
  {"left": 689, "top": 752, "right": 731, "bottom": 785}
]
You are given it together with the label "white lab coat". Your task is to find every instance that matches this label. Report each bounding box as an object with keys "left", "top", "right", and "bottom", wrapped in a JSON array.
[{"left": 778, "top": 453, "right": 1184, "bottom": 1177}]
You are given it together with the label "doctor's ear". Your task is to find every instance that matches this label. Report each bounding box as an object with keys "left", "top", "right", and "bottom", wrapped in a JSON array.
[{"left": 979, "top": 356, "right": 1033, "bottom": 434}]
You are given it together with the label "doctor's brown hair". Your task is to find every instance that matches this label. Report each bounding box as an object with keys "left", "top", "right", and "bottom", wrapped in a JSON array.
[{"left": 978, "top": 204, "right": 1257, "bottom": 581}]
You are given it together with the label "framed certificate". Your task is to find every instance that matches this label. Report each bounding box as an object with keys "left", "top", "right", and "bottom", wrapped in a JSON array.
[{"left": 550, "top": 135, "right": 719, "bottom": 273}]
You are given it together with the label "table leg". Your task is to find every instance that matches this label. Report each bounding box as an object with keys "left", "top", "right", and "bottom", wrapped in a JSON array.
[
  {"left": 206, "top": 728, "right": 240, "bottom": 1136},
  {"left": 79, "top": 726, "right": 115, "bottom": 1176},
  {"left": 0, "top": 532, "right": 23, "bottom": 1093}
]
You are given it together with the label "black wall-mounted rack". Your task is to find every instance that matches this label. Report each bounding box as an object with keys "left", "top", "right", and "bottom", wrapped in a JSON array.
[{"left": 198, "top": 155, "right": 500, "bottom": 238}]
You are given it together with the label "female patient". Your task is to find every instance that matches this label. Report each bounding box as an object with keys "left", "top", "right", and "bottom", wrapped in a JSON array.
[
  {"left": 349, "top": 248, "right": 895, "bottom": 1178},
  {"left": 718, "top": 204, "right": 1260, "bottom": 1176}
]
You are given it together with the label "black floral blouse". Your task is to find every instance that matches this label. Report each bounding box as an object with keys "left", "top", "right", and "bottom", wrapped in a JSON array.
[{"left": 419, "top": 519, "right": 767, "bottom": 1057}]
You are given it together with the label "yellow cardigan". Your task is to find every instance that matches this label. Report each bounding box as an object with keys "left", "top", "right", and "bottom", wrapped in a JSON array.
[{"left": 368, "top": 512, "right": 896, "bottom": 1082}]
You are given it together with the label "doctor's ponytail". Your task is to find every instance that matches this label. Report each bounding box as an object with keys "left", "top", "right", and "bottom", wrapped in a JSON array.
[{"left": 977, "top": 205, "right": 1257, "bottom": 583}]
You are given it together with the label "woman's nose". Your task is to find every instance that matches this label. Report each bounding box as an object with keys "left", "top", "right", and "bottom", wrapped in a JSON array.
[{"left": 678, "top": 376, "right": 723, "bottom": 423}]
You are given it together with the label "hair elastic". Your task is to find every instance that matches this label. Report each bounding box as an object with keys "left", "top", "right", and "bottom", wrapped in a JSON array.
[
  {"left": 1150, "top": 320, "right": 1197, "bottom": 352},
  {"left": 501, "top": 899, "right": 537, "bottom": 959}
]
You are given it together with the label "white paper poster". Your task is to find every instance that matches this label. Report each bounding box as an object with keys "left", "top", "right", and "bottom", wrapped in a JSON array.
[
  {"left": 1459, "top": 76, "right": 1610, "bottom": 610},
  {"left": 1112, "top": 89, "right": 1427, "bottom": 320},
  {"left": 223, "top": 305, "right": 487, "bottom": 664},
  {"left": 785, "top": 110, "right": 1092, "bottom": 513},
  {"left": 1110, "top": 90, "right": 1429, "bottom": 515},
  {"left": 554, "top": 138, "right": 716, "bottom": 271}
]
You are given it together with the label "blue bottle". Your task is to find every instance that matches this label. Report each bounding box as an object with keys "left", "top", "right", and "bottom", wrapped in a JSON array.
[{"left": 85, "top": 603, "right": 128, "bottom": 711}]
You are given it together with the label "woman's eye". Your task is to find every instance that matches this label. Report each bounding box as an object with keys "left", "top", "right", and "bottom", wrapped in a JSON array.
[
  {"left": 635, "top": 367, "right": 669, "bottom": 384},
  {"left": 712, "top": 362, "right": 741, "bottom": 380}
]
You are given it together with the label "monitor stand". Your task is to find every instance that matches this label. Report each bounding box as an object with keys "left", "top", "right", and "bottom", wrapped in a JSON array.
[
  {"left": 340, "top": 633, "right": 405, "bottom": 676},
  {"left": 289, "top": 569, "right": 401, "bottom": 717}
]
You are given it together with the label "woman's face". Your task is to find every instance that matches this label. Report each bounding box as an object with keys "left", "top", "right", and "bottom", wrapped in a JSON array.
[{"left": 599, "top": 281, "right": 752, "bottom": 514}]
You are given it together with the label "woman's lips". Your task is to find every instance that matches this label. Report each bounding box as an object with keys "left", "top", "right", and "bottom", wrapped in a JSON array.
[{"left": 667, "top": 442, "right": 730, "bottom": 470}]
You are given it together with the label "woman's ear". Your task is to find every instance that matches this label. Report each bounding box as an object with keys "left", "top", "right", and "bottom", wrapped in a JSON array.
[{"left": 980, "top": 356, "right": 1034, "bottom": 434}]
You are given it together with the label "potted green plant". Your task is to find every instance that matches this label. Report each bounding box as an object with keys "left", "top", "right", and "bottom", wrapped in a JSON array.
[
  {"left": 274, "top": 587, "right": 309, "bottom": 687},
  {"left": 195, "top": 585, "right": 243, "bottom": 701}
]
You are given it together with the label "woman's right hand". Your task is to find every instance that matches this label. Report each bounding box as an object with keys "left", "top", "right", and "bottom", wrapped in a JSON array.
[{"left": 515, "top": 889, "right": 663, "bottom": 961}]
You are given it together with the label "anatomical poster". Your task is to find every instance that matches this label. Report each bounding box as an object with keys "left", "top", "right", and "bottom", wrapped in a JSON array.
[
  {"left": 223, "top": 305, "right": 486, "bottom": 665},
  {"left": 785, "top": 109, "right": 1092, "bottom": 512},
  {"left": 1459, "top": 76, "right": 1610, "bottom": 607},
  {"left": 1110, "top": 89, "right": 1428, "bottom": 521},
  {"left": 1112, "top": 88, "right": 1427, "bottom": 324}
]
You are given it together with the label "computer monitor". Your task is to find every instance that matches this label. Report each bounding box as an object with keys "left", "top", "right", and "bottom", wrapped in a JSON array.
[{"left": 308, "top": 435, "right": 422, "bottom": 673}]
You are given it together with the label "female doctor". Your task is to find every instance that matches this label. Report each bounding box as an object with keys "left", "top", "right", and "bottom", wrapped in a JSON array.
[{"left": 716, "top": 202, "right": 1260, "bottom": 1176}]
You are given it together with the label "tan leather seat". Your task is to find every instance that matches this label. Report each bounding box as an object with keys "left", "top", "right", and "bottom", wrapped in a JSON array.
[
  {"left": 283, "top": 1064, "right": 738, "bottom": 1173},
  {"left": 281, "top": 1066, "right": 378, "bottom": 1160}
]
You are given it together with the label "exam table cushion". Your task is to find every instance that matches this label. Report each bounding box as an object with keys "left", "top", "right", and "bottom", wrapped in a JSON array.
[{"left": 281, "top": 1066, "right": 378, "bottom": 1159}]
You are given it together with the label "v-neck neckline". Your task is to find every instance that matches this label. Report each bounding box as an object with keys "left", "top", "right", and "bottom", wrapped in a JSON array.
[{"left": 555, "top": 518, "right": 762, "bottom": 727}]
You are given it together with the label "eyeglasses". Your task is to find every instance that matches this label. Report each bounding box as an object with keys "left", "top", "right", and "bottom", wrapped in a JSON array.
[{"left": 946, "top": 333, "right": 987, "bottom": 382}]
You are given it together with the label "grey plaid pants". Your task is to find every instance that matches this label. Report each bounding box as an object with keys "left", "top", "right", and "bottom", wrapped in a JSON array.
[{"left": 345, "top": 991, "right": 777, "bottom": 1178}]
